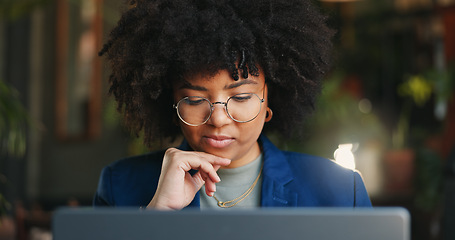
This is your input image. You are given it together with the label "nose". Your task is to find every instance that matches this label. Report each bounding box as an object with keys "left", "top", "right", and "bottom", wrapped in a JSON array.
[{"left": 207, "top": 102, "right": 232, "bottom": 127}]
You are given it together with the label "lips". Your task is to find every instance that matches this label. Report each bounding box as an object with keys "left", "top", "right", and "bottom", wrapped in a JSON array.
[{"left": 203, "top": 135, "right": 235, "bottom": 148}]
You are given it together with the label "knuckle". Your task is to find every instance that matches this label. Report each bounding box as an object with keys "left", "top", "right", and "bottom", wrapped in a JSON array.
[
  {"left": 165, "top": 147, "right": 177, "bottom": 155},
  {"left": 165, "top": 148, "right": 185, "bottom": 160}
]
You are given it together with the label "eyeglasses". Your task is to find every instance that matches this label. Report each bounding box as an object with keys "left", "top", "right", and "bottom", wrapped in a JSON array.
[{"left": 173, "top": 90, "right": 265, "bottom": 126}]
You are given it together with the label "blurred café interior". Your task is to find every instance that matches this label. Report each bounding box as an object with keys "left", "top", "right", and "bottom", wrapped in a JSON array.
[{"left": 0, "top": 0, "right": 454, "bottom": 239}]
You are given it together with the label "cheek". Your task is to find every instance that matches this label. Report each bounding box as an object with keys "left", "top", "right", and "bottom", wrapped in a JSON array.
[
  {"left": 179, "top": 124, "right": 195, "bottom": 137},
  {"left": 179, "top": 124, "right": 203, "bottom": 146},
  {"left": 241, "top": 108, "right": 267, "bottom": 136}
]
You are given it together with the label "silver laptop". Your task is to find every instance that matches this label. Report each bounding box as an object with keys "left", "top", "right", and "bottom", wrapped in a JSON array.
[{"left": 52, "top": 207, "right": 410, "bottom": 240}]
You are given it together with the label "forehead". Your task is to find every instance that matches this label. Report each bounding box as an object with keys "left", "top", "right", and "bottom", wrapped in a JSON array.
[{"left": 173, "top": 68, "right": 265, "bottom": 90}]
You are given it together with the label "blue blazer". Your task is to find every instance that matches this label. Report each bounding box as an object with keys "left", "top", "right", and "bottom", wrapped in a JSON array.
[{"left": 93, "top": 135, "right": 372, "bottom": 207}]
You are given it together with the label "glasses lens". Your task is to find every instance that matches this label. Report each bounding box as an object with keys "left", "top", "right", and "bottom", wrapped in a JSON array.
[
  {"left": 226, "top": 93, "right": 262, "bottom": 122},
  {"left": 177, "top": 96, "right": 211, "bottom": 126}
]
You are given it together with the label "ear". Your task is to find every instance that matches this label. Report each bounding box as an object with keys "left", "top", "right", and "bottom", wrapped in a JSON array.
[{"left": 265, "top": 107, "right": 273, "bottom": 122}]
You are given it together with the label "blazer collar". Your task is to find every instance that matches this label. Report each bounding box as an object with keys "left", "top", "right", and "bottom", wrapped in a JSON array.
[
  {"left": 260, "top": 135, "right": 294, "bottom": 184},
  {"left": 259, "top": 135, "right": 298, "bottom": 207}
]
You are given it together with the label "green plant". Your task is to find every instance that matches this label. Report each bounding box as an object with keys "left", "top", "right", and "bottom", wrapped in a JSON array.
[
  {"left": 0, "top": 0, "right": 51, "bottom": 20},
  {"left": 0, "top": 81, "right": 29, "bottom": 219},
  {"left": 0, "top": 81, "right": 29, "bottom": 158},
  {"left": 393, "top": 74, "right": 433, "bottom": 149},
  {"left": 414, "top": 147, "right": 443, "bottom": 211},
  {"left": 394, "top": 67, "right": 453, "bottom": 149}
]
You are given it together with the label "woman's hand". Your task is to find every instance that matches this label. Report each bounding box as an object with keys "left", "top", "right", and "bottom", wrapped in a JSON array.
[{"left": 146, "top": 148, "right": 231, "bottom": 210}]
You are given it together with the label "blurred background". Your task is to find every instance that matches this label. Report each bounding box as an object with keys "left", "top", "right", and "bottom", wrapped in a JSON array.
[{"left": 0, "top": 0, "right": 454, "bottom": 239}]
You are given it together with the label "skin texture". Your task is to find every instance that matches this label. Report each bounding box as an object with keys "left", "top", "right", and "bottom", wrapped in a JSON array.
[{"left": 148, "top": 70, "right": 269, "bottom": 210}]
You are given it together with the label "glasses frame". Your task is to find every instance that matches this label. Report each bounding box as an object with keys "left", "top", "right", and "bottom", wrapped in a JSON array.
[{"left": 173, "top": 86, "right": 266, "bottom": 126}]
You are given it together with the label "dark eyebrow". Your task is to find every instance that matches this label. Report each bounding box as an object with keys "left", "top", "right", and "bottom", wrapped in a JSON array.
[
  {"left": 178, "top": 81, "right": 208, "bottom": 91},
  {"left": 178, "top": 79, "right": 258, "bottom": 90},
  {"left": 224, "top": 79, "right": 258, "bottom": 89}
]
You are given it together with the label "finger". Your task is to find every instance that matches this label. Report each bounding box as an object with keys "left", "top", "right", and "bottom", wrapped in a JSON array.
[
  {"left": 166, "top": 148, "right": 231, "bottom": 166},
  {"left": 198, "top": 161, "right": 222, "bottom": 183},
  {"left": 167, "top": 149, "right": 231, "bottom": 173},
  {"left": 193, "top": 151, "right": 231, "bottom": 166},
  {"left": 213, "top": 165, "right": 222, "bottom": 171},
  {"left": 198, "top": 170, "right": 216, "bottom": 196},
  {"left": 189, "top": 171, "right": 205, "bottom": 192},
  {"left": 204, "top": 178, "right": 216, "bottom": 197},
  {"left": 199, "top": 170, "right": 209, "bottom": 182},
  {"left": 166, "top": 148, "right": 229, "bottom": 184},
  {"left": 191, "top": 171, "right": 216, "bottom": 197},
  {"left": 181, "top": 157, "right": 222, "bottom": 183}
]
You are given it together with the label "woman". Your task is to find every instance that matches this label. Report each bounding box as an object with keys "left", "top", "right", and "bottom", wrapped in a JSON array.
[{"left": 93, "top": 0, "right": 372, "bottom": 209}]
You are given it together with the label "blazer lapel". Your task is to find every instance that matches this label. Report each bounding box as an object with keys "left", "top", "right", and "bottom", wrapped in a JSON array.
[{"left": 259, "top": 135, "right": 298, "bottom": 207}]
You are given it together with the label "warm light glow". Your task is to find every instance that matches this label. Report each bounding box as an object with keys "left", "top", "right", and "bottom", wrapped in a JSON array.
[
  {"left": 334, "top": 143, "right": 356, "bottom": 170},
  {"left": 358, "top": 98, "right": 372, "bottom": 114}
]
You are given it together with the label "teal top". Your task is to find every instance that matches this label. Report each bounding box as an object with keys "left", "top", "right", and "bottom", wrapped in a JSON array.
[{"left": 200, "top": 154, "right": 263, "bottom": 209}]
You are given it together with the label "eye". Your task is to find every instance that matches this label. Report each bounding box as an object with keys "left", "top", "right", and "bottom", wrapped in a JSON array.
[
  {"left": 230, "top": 93, "right": 253, "bottom": 102},
  {"left": 183, "top": 97, "right": 206, "bottom": 106}
]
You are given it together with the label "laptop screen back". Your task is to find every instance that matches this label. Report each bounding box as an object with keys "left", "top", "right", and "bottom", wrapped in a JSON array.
[{"left": 53, "top": 207, "right": 410, "bottom": 240}]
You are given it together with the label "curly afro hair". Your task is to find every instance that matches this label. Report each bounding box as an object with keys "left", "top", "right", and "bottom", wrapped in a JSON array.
[{"left": 100, "top": 0, "right": 334, "bottom": 147}]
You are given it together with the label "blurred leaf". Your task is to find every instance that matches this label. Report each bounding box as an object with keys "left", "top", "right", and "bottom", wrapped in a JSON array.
[
  {"left": 0, "top": 0, "right": 51, "bottom": 20},
  {"left": 0, "top": 81, "right": 29, "bottom": 157},
  {"left": 414, "top": 148, "right": 443, "bottom": 211}
]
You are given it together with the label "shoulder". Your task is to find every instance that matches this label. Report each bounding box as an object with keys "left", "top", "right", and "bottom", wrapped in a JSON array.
[
  {"left": 261, "top": 135, "right": 347, "bottom": 176},
  {"left": 284, "top": 151, "right": 371, "bottom": 206},
  {"left": 101, "top": 150, "right": 166, "bottom": 189},
  {"left": 284, "top": 151, "right": 352, "bottom": 177},
  {"left": 94, "top": 150, "right": 166, "bottom": 207},
  {"left": 261, "top": 135, "right": 353, "bottom": 183},
  {"left": 260, "top": 135, "right": 370, "bottom": 206},
  {"left": 278, "top": 150, "right": 353, "bottom": 189},
  {"left": 105, "top": 150, "right": 165, "bottom": 173}
]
